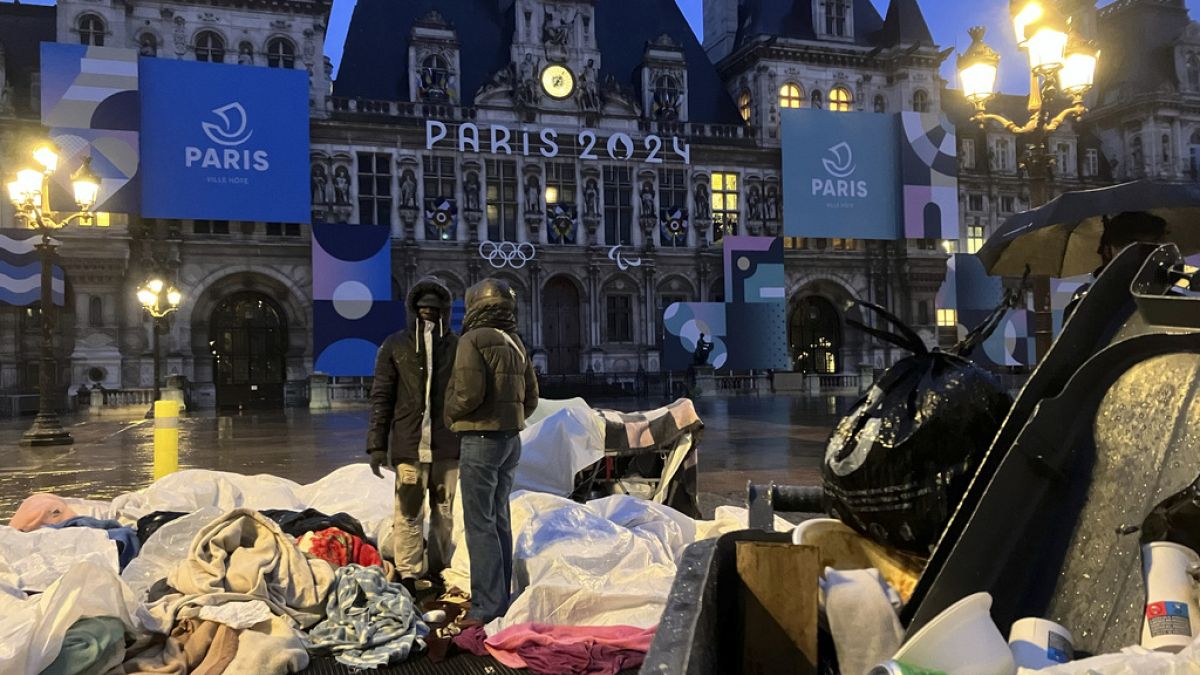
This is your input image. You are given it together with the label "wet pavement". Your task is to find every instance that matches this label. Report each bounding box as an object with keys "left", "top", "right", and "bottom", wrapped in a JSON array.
[{"left": 0, "top": 395, "right": 853, "bottom": 521}]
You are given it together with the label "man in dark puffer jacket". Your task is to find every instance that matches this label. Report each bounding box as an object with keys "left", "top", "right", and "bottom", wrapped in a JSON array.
[
  {"left": 366, "top": 276, "right": 460, "bottom": 594},
  {"left": 445, "top": 278, "right": 539, "bottom": 626}
]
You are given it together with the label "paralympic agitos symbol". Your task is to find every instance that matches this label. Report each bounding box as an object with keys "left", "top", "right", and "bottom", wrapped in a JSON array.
[{"left": 608, "top": 245, "right": 642, "bottom": 271}]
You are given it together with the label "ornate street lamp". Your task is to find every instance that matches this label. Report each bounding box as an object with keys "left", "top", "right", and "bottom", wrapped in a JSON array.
[
  {"left": 957, "top": 2, "right": 1099, "bottom": 357},
  {"left": 136, "top": 277, "right": 182, "bottom": 419},
  {"left": 6, "top": 145, "right": 100, "bottom": 446}
]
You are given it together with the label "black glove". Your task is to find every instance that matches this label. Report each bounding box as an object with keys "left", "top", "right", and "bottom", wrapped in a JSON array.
[{"left": 368, "top": 450, "right": 388, "bottom": 479}]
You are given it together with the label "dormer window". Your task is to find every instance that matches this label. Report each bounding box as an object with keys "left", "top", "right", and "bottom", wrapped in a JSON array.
[
  {"left": 738, "top": 90, "right": 751, "bottom": 122},
  {"left": 818, "top": 0, "right": 852, "bottom": 39},
  {"left": 419, "top": 54, "right": 451, "bottom": 103},
  {"left": 653, "top": 74, "right": 682, "bottom": 120}
]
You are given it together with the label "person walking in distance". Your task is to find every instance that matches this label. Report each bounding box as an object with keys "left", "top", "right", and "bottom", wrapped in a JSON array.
[
  {"left": 365, "top": 276, "right": 460, "bottom": 597},
  {"left": 444, "top": 278, "right": 539, "bottom": 626}
]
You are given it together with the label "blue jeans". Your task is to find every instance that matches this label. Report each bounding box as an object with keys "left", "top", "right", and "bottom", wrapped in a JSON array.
[{"left": 459, "top": 431, "right": 522, "bottom": 622}]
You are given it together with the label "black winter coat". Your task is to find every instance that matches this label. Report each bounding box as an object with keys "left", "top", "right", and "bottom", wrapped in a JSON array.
[{"left": 366, "top": 277, "right": 461, "bottom": 462}]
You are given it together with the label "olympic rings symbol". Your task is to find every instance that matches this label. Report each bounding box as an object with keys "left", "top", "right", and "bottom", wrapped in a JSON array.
[{"left": 479, "top": 241, "right": 537, "bottom": 270}]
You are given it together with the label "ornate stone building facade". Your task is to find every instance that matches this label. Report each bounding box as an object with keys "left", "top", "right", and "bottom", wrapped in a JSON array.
[{"left": 0, "top": 0, "right": 1169, "bottom": 411}]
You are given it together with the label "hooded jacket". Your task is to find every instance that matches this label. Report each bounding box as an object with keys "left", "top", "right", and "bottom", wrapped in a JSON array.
[
  {"left": 366, "top": 277, "right": 460, "bottom": 463},
  {"left": 444, "top": 280, "right": 539, "bottom": 434}
]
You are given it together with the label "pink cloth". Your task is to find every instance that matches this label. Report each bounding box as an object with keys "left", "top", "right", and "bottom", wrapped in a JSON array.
[
  {"left": 8, "top": 493, "right": 77, "bottom": 532},
  {"left": 484, "top": 623, "right": 656, "bottom": 675}
]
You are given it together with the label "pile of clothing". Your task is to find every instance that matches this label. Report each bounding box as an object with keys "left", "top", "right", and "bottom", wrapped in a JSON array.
[{"left": 1, "top": 467, "right": 429, "bottom": 675}]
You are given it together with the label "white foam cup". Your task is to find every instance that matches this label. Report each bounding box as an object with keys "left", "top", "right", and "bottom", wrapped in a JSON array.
[
  {"left": 893, "top": 592, "right": 1016, "bottom": 675},
  {"left": 1141, "top": 541, "right": 1200, "bottom": 653},
  {"left": 1008, "top": 618, "right": 1074, "bottom": 669}
]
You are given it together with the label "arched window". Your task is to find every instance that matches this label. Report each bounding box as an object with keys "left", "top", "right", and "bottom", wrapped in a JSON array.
[
  {"left": 194, "top": 31, "right": 226, "bottom": 63},
  {"left": 653, "top": 74, "right": 683, "bottom": 120},
  {"left": 138, "top": 33, "right": 157, "bottom": 57},
  {"left": 829, "top": 86, "right": 853, "bottom": 112},
  {"left": 737, "top": 90, "right": 752, "bottom": 122},
  {"left": 873, "top": 94, "right": 886, "bottom": 113},
  {"left": 811, "top": 90, "right": 823, "bottom": 109},
  {"left": 78, "top": 14, "right": 105, "bottom": 47},
  {"left": 266, "top": 37, "right": 295, "bottom": 68},
  {"left": 419, "top": 54, "right": 451, "bottom": 102},
  {"left": 88, "top": 296, "right": 103, "bottom": 327},
  {"left": 1189, "top": 54, "right": 1200, "bottom": 89},
  {"left": 779, "top": 82, "right": 803, "bottom": 109},
  {"left": 912, "top": 89, "right": 930, "bottom": 112}
]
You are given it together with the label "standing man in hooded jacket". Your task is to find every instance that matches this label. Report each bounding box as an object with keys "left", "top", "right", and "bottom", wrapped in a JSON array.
[
  {"left": 445, "top": 278, "right": 539, "bottom": 626},
  {"left": 366, "top": 276, "right": 460, "bottom": 595}
]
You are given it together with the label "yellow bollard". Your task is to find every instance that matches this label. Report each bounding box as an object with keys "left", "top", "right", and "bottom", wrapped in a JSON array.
[{"left": 153, "top": 400, "right": 180, "bottom": 480}]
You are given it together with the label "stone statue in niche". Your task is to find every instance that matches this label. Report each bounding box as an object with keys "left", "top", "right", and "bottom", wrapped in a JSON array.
[
  {"left": 333, "top": 165, "right": 351, "bottom": 205},
  {"left": 514, "top": 53, "right": 541, "bottom": 109},
  {"left": 748, "top": 185, "right": 763, "bottom": 221},
  {"left": 525, "top": 175, "right": 541, "bottom": 214},
  {"left": 310, "top": 164, "right": 330, "bottom": 205},
  {"left": 695, "top": 182, "right": 710, "bottom": 220},
  {"left": 542, "top": 8, "right": 574, "bottom": 47},
  {"left": 464, "top": 172, "right": 481, "bottom": 212},
  {"left": 238, "top": 43, "right": 254, "bottom": 65},
  {"left": 399, "top": 170, "right": 417, "bottom": 209},
  {"left": 578, "top": 59, "right": 600, "bottom": 112},
  {"left": 765, "top": 185, "right": 780, "bottom": 221},
  {"left": 640, "top": 181, "right": 655, "bottom": 215},
  {"left": 583, "top": 179, "right": 598, "bottom": 217}
]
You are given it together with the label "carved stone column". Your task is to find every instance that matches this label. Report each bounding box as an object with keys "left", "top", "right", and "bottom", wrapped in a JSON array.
[{"left": 398, "top": 207, "right": 419, "bottom": 243}]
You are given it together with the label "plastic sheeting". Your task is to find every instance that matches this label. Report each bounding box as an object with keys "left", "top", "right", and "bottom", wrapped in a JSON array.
[
  {"left": 448, "top": 493, "right": 771, "bottom": 634},
  {"left": 0, "top": 526, "right": 118, "bottom": 593},
  {"left": 513, "top": 405, "right": 606, "bottom": 496},
  {"left": 0, "top": 560, "right": 146, "bottom": 675},
  {"left": 1033, "top": 636, "right": 1200, "bottom": 675},
  {"left": 120, "top": 507, "right": 223, "bottom": 601}
]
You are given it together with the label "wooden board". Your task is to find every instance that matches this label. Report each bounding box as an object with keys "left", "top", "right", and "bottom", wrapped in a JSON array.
[{"left": 736, "top": 541, "right": 819, "bottom": 675}]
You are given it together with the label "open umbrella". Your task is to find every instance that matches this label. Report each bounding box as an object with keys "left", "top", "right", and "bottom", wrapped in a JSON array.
[{"left": 977, "top": 180, "right": 1200, "bottom": 277}]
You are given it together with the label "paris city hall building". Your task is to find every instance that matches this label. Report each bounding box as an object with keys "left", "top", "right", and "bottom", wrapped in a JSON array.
[{"left": 0, "top": 0, "right": 1158, "bottom": 410}]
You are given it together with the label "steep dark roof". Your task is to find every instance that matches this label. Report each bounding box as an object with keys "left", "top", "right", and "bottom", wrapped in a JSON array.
[
  {"left": 877, "top": 0, "right": 933, "bottom": 47},
  {"left": 0, "top": 2, "right": 56, "bottom": 117},
  {"left": 732, "top": 0, "right": 887, "bottom": 49},
  {"left": 1095, "top": 0, "right": 1191, "bottom": 102},
  {"left": 334, "top": 0, "right": 741, "bottom": 124}
]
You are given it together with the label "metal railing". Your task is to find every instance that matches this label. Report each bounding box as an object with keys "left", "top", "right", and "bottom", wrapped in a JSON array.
[{"left": 715, "top": 374, "right": 760, "bottom": 391}]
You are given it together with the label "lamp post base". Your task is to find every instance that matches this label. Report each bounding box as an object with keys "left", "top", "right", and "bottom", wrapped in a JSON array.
[{"left": 19, "top": 412, "right": 74, "bottom": 446}]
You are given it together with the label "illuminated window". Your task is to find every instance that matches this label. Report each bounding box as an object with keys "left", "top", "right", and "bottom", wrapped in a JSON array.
[
  {"left": 195, "top": 31, "right": 226, "bottom": 63},
  {"left": 831, "top": 238, "right": 857, "bottom": 251},
  {"left": 937, "top": 309, "right": 958, "bottom": 327},
  {"left": 779, "top": 83, "right": 803, "bottom": 109},
  {"left": 711, "top": 172, "right": 739, "bottom": 242},
  {"left": 78, "top": 14, "right": 105, "bottom": 47},
  {"left": 737, "top": 91, "right": 752, "bottom": 122},
  {"left": 967, "top": 224, "right": 986, "bottom": 254},
  {"left": 942, "top": 240, "right": 958, "bottom": 254},
  {"left": 829, "top": 86, "right": 852, "bottom": 112},
  {"left": 266, "top": 38, "right": 295, "bottom": 68}
]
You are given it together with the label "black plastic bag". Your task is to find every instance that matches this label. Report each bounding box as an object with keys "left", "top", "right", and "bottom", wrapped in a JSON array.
[{"left": 822, "top": 300, "right": 1014, "bottom": 556}]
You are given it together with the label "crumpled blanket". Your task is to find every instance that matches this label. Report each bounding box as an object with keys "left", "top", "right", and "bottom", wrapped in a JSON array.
[
  {"left": 166, "top": 509, "right": 334, "bottom": 629},
  {"left": 38, "top": 616, "right": 127, "bottom": 675},
  {"left": 297, "top": 528, "right": 382, "bottom": 568},
  {"left": 484, "top": 623, "right": 656, "bottom": 675},
  {"left": 51, "top": 517, "right": 141, "bottom": 571},
  {"left": 8, "top": 493, "right": 77, "bottom": 532},
  {"left": 305, "top": 564, "right": 428, "bottom": 669}
]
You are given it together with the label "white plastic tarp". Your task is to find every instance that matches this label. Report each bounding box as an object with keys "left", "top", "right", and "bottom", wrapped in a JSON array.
[
  {"left": 0, "top": 526, "right": 118, "bottom": 593},
  {"left": 512, "top": 404, "right": 606, "bottom": 496},
  {"left": 120, "top": 506, "right": 223, "bottom": 601},
  {"left": 0, "top": 561, "right": 146, "bottom": 675}
]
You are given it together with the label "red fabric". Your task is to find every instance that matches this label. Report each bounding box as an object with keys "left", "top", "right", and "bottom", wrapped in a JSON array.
[
  {"left": 483, "top": 623, "right": 656, "bottom": 675},
  {"left": 296, "top": 527, "right": 383, "bottom": 568}
]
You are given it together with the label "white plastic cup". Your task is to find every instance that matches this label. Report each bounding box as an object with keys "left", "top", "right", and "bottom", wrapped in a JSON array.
[
  {"left": 1141, "top": 541, "right": 1200, "bottom": 653},
  {"left": 893, "top": 592, "right": 1016, "bottom": 675},
  {"left": 1008, "top": 617, "right": 1074, "bottom": 669}
]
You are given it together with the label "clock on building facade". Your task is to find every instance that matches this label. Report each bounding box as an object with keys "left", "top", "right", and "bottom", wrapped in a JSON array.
[{"left": 541, "top": 64, "right": 575, "bottom": 99}]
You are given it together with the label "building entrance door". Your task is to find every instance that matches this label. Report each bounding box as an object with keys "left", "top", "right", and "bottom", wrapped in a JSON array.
[
  {"left": 210, "top": 293, "right": 287, "bottom": 410},
  {"left": 542, "top": 277, "right": 582, "bottom": 375},
  {"left": 789, "top": 296, "right": 842, "bottom": 374}
]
